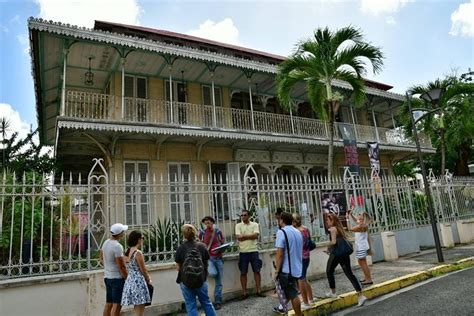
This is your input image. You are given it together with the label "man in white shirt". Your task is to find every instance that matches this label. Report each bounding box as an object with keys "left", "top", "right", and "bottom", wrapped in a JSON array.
[{"left": 100, "top": 223, "right": 128, "bottom": 316}]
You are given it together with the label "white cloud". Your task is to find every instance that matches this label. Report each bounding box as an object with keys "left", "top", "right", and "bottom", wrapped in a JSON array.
[
  {"left": 34, "top": 0, "right": 142, "bottom": 28},
  {"left": 10, "top": 15, "right": 20, "bottom": 24},
  {"left": 17, "top": 34, "right": 29, "bottom": 55},
  {"left": 385, "top": 16, "right": 396, "bottom": 25},
  {"left": 450, "top": 0, "right": 474, "bottom": 37},
  {"left": 0, "top": 25, "right": 8, "bottom": 33},
  {"left": 360, "top": 0, "right": 412, "bottom": 16},
  {"left": 187, "top": 18, "right": 241, "bottom": 46},
  {"left": 0, "top": 103, "right": 31, "bottom": 141}
]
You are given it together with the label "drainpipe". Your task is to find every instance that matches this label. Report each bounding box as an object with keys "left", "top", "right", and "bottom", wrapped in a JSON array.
[
  {"left": 61, "top": 48, "right": 68, "bottom": 116},
  {"left": 248, "top": 79, "right": 255, "bottom": 130},
  {"left": 372, "top": 110, "right": 380, "bottom": 142},
  {"left": 211, "top": 71, "right": 217, "bottom": 127}
]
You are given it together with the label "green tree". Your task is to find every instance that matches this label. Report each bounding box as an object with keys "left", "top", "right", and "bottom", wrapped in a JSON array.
[
  {"left": 399, "top": 72, "right": 474, "bottom": 176},
  {"left": 276, "top": 26, "right": 384, "bottom": 178},
  {"left": 0, "top": 125, "right": 55, "bottom": 176}
]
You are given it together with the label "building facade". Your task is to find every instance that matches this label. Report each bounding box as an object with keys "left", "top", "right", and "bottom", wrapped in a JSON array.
[{"left": 28, "top": 18, "right": 434, "bottom": 227}]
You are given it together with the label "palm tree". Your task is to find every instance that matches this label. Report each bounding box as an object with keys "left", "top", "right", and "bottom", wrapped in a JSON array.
[
  {"left": 1, "top": 117, "right": 11, "bottom": 170},
  {"left": 276, "top": 26, "right": 384, "bottom": 178},
  {"left": 405, "top": 75, "right": 474, "bottom": 176}
]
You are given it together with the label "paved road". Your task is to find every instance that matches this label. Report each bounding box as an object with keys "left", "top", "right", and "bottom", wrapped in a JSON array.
[{"left": 336, "top": 267, "right": 474, "bottom": 316}]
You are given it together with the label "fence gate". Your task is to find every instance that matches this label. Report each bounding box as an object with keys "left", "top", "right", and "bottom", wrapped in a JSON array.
[{"left": 87, "top": 158, "right": 109, "bottom": 269}]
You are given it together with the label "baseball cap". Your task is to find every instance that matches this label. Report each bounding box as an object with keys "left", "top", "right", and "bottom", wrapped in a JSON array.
[{"left": 110, "top": 223, "right": 128, "bottom": 236}]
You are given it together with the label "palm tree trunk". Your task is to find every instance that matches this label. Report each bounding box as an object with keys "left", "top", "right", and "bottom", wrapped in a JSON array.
[
  {"left": 440, "top": 127, "right": 446, "bottom": 176},
  {"left": 327, "top": 101, "right": 334, "bottom": 179},
  {"left": 454, "top": 141, "right": 471, "bottom": 176}
]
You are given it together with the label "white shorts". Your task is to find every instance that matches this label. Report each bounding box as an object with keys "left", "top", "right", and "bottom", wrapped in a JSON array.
[{"left": 356, "top": 249, "right": 369, "bottom": 259}]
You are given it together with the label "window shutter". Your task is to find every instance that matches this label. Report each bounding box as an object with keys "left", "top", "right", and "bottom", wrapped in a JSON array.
[
  {"left": 202, "top": 86, "right": 212, "bottom": 105},
  {"left": 214, "top": 87, "right": 222, "bottom": 106},
  {"left": 125, "top": 76, "right": 134, "bottom": 97},
  {"left": 136, "top": 78, "right": 147, "bottom": 99}
]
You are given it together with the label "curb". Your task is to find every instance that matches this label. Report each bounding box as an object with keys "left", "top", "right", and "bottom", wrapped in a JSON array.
[{"left": 284, "top": 256, "right": 474, "bottom": 315}]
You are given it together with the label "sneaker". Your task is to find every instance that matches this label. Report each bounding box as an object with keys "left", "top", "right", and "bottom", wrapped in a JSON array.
[
  {"left": 357, "top": 295, "right": 368, "bottom": 307},
  {"left": 301, "top": 303, "right": 312, "bottom": 311},
  {"left": 325, "top": 291, "right": 337, "bottom": 298},
  {"left": 214, "top": 303, "right": 222, "bottom": 311},
  {"left": 273, "top": 305, "right": 286, "bottom": 314},
  {"left": 310, "top": 298, "right": 318, "bottom": 304}
]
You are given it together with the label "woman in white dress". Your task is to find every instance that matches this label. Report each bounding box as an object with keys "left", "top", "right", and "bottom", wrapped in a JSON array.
[
  {"left": 121, "top": 230, "right": 152, "bottom": 315},
  {"left": 346, "top": 210, "right": 373, "bottom": 285}
]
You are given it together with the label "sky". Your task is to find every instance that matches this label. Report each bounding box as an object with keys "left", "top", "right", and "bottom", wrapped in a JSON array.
[{"left": 0, "top": 0, "right": 473, "bottom": 139}]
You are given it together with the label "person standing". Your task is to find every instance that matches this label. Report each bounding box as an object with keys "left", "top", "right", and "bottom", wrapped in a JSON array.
[
  {"left": 274, "top": 212, "right": 303, "bottom": 316},
  {"left": 346, "top": 210, "right": 373, "bottom": 285},
  {"left": 100, "top": 223, "right": 128, "bottom": 316},
  {"left": 292, "top": 213, "right": 315, "bottom": 310},
  {"left": 121, "top": 230, "right": 152, "bottom": 316},
  {"left": 325, "top": 213, "right": 367, "bottom": 307},
  {"left": 199, "top": 216, "right": 225, "bottom": 310},
  {"left": 235, "top": 209, "right": 264, "bottom": 299},
  {"left": 175, "top": 224, "right": 216, "bottom": 316}
]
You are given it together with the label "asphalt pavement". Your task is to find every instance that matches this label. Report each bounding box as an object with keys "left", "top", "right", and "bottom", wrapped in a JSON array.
[
  {"left": 166, "top": 244, "right": 474, "bottom": 316},
  {"left": 335, "top": 267, "right": 474, "bottom": 316}
]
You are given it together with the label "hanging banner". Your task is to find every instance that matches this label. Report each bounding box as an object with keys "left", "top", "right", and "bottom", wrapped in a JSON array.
[
  {"left": 321, "top": 190, "right": 348, "bottom": 232},
  {"left": 338, "top": 123, "right": 360, "bottom": 174},
  {"left": 367, "top": 142, "right": 380, "bottom": 172}
]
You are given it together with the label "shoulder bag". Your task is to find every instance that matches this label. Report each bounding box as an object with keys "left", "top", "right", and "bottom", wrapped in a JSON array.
[{"left": 332, "top": 236, "right": 353, "bottom": 258}]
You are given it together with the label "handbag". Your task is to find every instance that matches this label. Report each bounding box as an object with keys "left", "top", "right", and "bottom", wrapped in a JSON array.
[
  {"left": 305, "top": 227, "right": 316, "bottom": 251},
  {"left": 332, "top": 237, "right": 353, "bottom": 257},
  {"left": 145, "top": 283, "right": 154, "bottom": 306},
  {"left": 308, "top": 238, "right": 316, "bottom": 251}
]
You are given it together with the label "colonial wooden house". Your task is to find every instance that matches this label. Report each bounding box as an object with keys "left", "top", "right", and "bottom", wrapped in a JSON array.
[{"left": 28, "top": 18, "right": 434, "bottom": 228}]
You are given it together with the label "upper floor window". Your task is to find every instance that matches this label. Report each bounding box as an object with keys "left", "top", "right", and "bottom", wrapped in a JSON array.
[
  {"left": 125, "top": 75, "right": 147, "bottom": 99},
  {"left": 165, "top": 80, "right": 187, "bottom": 103},
  {"left": 202, "top": 85, "right": 222, "bottom": 106}
]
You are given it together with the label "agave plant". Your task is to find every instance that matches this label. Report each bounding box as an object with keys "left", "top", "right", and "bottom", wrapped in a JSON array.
[{"left": 142, "top": 217, "right": 185, "bottom": 262}]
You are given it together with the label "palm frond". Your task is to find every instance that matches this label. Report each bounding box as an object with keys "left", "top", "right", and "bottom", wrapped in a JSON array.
[
  {"left": 334, "top": 69, "right": 366, "bottom": 105},
  {"left": 307, "top": 78, "right": 328, "bottom": 120},
  {"left": 330, "top": 26, "right": 364, "bottom": 55}
]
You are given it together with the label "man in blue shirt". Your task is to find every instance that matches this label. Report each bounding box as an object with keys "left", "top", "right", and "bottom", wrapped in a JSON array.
[{"left": 274, "top": 212, "right": 303, "bottom": 315}]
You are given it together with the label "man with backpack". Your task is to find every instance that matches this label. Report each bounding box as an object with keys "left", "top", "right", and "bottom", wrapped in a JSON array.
[
  {"left": 175, "top": 224, "right": 216, "bottom": 316},
  {"left": 199, "top": 216, "right": 225, "bottom": 310},
  {"left": 274, "top": 212, "right": 303, "bottom": 315}
]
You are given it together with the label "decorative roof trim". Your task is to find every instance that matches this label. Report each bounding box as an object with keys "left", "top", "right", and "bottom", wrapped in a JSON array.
[
  {"left": 57, "top": 119, "right": 435, "bottom": 154},
  {"left": 28, "top": 18, "right": 405, "bottom": 102},
  {"left": 28, "top": 18, "right": 275, "bottom": 74}
]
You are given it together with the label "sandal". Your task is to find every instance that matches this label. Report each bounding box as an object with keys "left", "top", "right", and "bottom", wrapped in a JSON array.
[
  {"left": 241, "top": 293, "right": 249, "bottom": 300},
  {"left": 361, "top": 281, "right": 374, "bottom": 286}
]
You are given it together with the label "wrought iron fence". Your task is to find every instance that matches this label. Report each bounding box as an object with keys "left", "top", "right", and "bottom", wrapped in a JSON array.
[{"left": 1, "top": 160, "right": 473, "bottom": 279}]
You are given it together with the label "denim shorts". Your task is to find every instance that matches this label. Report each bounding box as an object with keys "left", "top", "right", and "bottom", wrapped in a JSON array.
[
  {"left": 238, "top": 252, "right": 262, "bottom": 274},
  {"left": 104, "top": 278, "right": 125, "bottom": 304},
  {"left": 300, "top": 258, "right": 310, "bottom": 280}
]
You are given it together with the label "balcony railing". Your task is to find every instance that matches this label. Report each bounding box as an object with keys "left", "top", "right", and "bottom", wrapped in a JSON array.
[{"left": 65, "top": 90, "right": 432, "bottom": 148}]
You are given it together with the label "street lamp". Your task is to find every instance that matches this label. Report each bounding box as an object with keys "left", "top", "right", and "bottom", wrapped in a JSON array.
[{"left": 406, "top": 90, "right": 444, "bottom": 263}]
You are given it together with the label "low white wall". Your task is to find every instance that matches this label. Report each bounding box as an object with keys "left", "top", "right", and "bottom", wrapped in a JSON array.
[{"left": 0, "top": 242, "right": 367, "bottom": 316}]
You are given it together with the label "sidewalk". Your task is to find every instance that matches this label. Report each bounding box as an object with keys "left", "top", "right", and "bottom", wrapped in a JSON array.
[{"left": 213, "top": 243, "right": 474, "bottom": 316}]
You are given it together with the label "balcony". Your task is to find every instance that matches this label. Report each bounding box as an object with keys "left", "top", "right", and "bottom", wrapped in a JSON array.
[{"left": 63, "top": 90, "right": 432, "bottom": 149}]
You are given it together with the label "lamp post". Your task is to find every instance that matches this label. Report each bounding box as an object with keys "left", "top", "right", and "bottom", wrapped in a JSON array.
[{"left": 406, "top": 91, "right": 444, "bottom": 263}]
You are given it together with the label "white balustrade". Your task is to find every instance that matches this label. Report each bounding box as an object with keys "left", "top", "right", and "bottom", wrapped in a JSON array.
[
  {"left": 63, "top": 90, "right": 432, "bottom": 148},
  {"left": 65, "top": 90, "right": 114, "bottom": 120}
]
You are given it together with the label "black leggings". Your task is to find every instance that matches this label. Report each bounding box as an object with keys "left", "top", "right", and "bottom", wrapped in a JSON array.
[{"left": 326, "top": 253, "right": 361, "bottom": 292}]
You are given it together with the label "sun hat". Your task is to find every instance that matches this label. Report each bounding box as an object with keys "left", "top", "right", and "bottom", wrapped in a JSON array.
[
  {"left": 201, "top": 216, "right": 215, "bottom": 224},
  {"left": 110, "top": 223, "right": 128, "bottom": 236}
]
